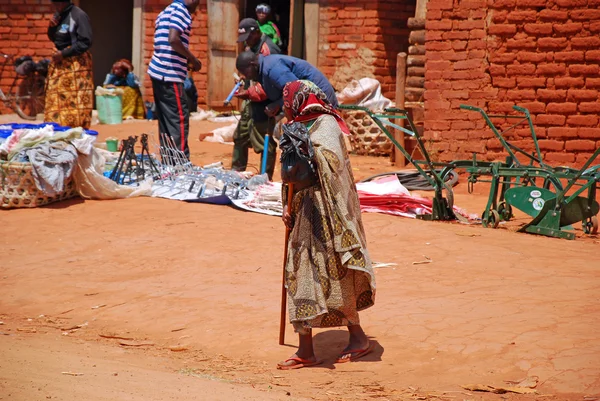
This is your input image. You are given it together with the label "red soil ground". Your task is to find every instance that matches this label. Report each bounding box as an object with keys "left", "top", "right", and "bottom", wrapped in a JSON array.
[{"left": 1, "top": 117, "right": 599, "bottom": 401}]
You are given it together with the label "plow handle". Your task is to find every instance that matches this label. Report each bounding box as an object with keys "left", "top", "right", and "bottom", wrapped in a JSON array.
[
  {"left": 512, "top": 105, "right": 530, "bottom": 116},
  {"left": 459, "top": 104, "right": 482, "bottom": 112},
  {"left": 383, "top": 107, "right": 408, "bottom": 114}
]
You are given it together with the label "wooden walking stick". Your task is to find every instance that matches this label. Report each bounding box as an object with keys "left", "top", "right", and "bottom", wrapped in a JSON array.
[{"left": 279, "top": 183, "right": 294, "bottom": 345}]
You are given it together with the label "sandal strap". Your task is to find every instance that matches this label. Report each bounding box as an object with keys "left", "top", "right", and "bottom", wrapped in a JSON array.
[{"left": 283, "top": 357, "right": 310, "bottom": 364}]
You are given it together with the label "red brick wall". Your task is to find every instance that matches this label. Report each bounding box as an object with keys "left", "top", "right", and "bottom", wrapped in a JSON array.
[
  {"left": 0, "top": 1, "right": 209, "bottom": 115},
  {"left": 425, "top": 0, "right": 600, "bottom": 166},
  {"left": 0, "top": 3, "right": 55, "bottom": 114},
  {"left": 318, "top": 0, "right": 415, "bottom": 99},
  {"left": 142, "top": 0, "right": 208, "bottom": 107},
  {"left": 2, "top": 1, "right": 412, "bottom": 118}
]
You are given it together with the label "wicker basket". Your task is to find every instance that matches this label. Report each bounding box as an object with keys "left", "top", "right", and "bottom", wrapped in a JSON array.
[
  {"left": 0, "top": 160, "right": 78, "bottom": 208},
  {"left": 341, "top": 109, "right": 393, "bottom": 156}
]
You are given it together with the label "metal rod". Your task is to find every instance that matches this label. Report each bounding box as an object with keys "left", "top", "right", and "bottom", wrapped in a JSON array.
[{"left": 261, "top": 134, "right": 270, "bottom": 175}]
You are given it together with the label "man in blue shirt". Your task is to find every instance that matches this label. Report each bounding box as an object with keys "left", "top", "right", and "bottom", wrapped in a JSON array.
[
  {"left": 148, "top": 0, "right": 201, "bottom": 160},
  {"left": 230, "top": 19, "right": 281, "bottom": 180},
  {"left": 235, "top": 52, "right": 338, "bottom": 118}
]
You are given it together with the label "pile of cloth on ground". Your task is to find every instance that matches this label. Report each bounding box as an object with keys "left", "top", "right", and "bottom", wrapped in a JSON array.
[{"left": 356, "top": 175, "right": 476, "bottom": 220}]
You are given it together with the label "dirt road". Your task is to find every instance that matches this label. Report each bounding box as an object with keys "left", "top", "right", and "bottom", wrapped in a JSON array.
[{"left": 1, "top": 118, "right": 599, "bottom": 400}]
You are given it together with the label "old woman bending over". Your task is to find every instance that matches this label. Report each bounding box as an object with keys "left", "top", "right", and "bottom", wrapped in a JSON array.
[{"left": 278, "top": 80, "right": 376, "bottom": 370}]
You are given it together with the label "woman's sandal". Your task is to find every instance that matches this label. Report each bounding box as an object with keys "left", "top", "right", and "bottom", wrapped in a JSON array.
[
  {"left": 335, "top": 342, "right": 375, "bottom": 364},
  {"left": 277, "top": 357, "right": 323, "bottom": 370}
]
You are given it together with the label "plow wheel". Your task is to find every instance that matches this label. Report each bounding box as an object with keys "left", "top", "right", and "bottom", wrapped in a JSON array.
[
  {"left": 582, "top": 216, "right": 599, "bottom": 235},
  {"left": 497, "top": 202, "right": 513, "bottom": 221},
  {"left": 482, "top": 210, "right": 500, "bottom": 229}
]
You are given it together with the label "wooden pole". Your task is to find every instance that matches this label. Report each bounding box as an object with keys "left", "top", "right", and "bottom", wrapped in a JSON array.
[
  {"left": 415, "top": 0, "right": 429, "bottom": 19},
  {"left": 394, "top": 52, "right": 408, "bottom": 167},
  {"left": 279, "top": 184, "right": 294, "bottom": 345},
  {"left": 304, "top": 0, "right": 319, "bottom": 65}
]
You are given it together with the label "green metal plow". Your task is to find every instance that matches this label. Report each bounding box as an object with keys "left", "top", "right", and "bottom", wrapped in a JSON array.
[
  {"left": 339, "top": 104, "right": 600, "bottom": 240},
  {"left": 453, "top": 104, "right": 600, "bottom": 240}
]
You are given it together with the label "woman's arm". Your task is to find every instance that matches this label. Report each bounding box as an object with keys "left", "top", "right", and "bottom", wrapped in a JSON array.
[
  {"left": 125, "top": 72, "right": 140, "bottom": 88},
  {"left": 47, "top": 12, "right": 60, "bottom": 42},
  {"left": 47, "top": 25, "right": 56, "bottom": 43},
  {"left": 103, "top": 73, "right": 114, "bottom": 86}
]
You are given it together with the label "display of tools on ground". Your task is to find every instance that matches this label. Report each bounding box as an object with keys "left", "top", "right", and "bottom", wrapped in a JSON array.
[{"left": 108, "top": 134, "right": 162, "bottom": 185}]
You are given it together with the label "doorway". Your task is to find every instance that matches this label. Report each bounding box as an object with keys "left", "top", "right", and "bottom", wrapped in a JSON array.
[
  {"left": 243, "top": 0, "right": 291, "bottom": 55},
  {"left": 78, "top": 0, "right": 134, "bottom": 90}
]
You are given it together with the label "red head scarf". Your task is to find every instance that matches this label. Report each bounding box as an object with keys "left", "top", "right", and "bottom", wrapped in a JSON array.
[
  {"left": 111, "top": 59, "right": 133, "bottom": 77},
  {"left": 282, "top": 80, "right": 350, "bottom": 135}
]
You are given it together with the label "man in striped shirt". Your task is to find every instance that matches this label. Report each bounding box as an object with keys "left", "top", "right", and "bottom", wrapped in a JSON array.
[{"left": 148, "top": 0, "right": 201, "bottom": 160}]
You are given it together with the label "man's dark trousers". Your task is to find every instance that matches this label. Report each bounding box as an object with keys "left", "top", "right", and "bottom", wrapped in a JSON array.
[
  {"left": 231, "top": 100, "right": 277, "bottom": 180},
  {"left": 152, "top": 78, "right": 190, "bottom": 160}
]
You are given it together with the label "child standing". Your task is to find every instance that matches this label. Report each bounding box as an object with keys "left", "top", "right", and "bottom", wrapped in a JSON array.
[{"left": 255, "top": 4, "right": 282, "bottom": 47}]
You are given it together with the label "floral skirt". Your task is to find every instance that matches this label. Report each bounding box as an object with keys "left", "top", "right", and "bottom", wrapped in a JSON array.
[
  {"left": 286, "top": 187, "right": 375, "bottom": 334},
  {"left": 44, "top": 51, "right": 94, "bottom": 129}
]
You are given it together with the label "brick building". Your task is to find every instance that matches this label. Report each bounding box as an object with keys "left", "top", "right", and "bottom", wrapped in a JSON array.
[
  {"left": 1, "top": 0, "right": 598, "bottom": 164},
  {"left": 424, "top": 0, "right": 600, "bottom": 166},
  {"left": 0, "top": 0, "right": 413, "bottom": 107}
]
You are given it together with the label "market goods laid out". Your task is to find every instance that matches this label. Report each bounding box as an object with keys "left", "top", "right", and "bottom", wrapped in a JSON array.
[
  {"left": 0, "top": 120, "right": 474, "bottom": 225},
  {"left": 0, "top": 123, "right": 150, "bottom": 208}
]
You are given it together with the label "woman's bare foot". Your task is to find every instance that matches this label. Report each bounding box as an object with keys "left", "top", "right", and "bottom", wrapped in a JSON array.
[
  {"left": 336, "top": 325, "right": 372, "bottom": 363},
  {"left": 277, "top": 353, "right": 320, "bottom": 369},
  {"left": 277, "top": 331, "right": 320, "bottom": 369}
]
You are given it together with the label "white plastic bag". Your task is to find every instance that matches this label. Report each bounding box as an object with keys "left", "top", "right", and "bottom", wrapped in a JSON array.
[
  {"left": 73, "top": 147, "right": 152, "bottom": 200},
  {"left": 202, "top": 123, "right": 236, "bottom": 144},
  {"left": 336, "top": 77, "right": 392, "bottom": 111}
]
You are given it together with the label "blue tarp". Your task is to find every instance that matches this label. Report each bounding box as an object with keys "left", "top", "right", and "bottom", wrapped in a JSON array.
[{"left": 0, "top": 122, "right": 98, "bottom": 139}]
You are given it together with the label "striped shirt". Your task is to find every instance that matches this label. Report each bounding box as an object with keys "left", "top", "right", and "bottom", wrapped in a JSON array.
[{"left": 147, "top": 1, "right": 192, "bottom": 83}]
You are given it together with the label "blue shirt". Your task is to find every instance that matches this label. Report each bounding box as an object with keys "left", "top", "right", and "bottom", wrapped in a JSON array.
[
  {"left": 147, "top": 0, "right": 192, "bottom": 83},
  {"left": 257, "top": 55, "right": 338, "bottom": 109},
  {"left": 103, "top": 72, "right": 139, "bottom": 88}
]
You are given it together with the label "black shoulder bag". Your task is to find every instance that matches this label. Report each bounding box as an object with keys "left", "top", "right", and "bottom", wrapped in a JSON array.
[{"left": 279, "top": 122, "right": 318, "bottom": 187}]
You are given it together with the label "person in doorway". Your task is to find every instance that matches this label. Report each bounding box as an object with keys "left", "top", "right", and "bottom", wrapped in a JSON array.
[
  {"left": 255, "top": 3, "right": 282, "bottom": 47},
  {"left": 235, "top": 51, "right": 338, "bottom": 119},
  {"left": 45, "top": 0, "right": 94, "bottom": 129},
  {"left": 277, "top": 80, "right": 376, "bottom": 370},
  {"left": 103, "top": 59, "right": 145, "bottom": 120},
  {"left": 231, "top": 18, "right": 281, "bottom": 179},
  {"left": 237, "top": 17, "right": 280, "bottom": 55},
  {"left": 104, "top": 59, "right": 138, "bottom": 88},
  {"left": 147, "top": 0, "right": 202, "bottom": 160}
]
